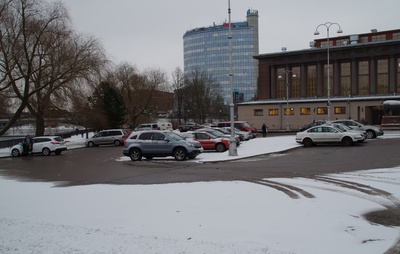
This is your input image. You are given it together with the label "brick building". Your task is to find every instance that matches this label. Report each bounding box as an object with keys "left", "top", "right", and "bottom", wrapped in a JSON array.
[{"left": 238, "top": 29, "right": 400, "bottom": 131}]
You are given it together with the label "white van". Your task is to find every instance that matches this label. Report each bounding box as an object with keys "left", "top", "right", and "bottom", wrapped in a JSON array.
[
  {"left": 134, "top": 123, "right": 159, "bottom": 131},
  {"left": 157, "top": 122, "right": 173, "bottom": 130}
]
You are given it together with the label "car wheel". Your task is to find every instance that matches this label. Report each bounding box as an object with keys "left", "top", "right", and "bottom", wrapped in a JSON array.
[
  {"left": 129, "top": 148, "right": 142, "bottom": 161},
  {"left": 179, "top": 127, "right": 184, "bottom": 132},
  {"left": 114, "top": 140, "right": 121, "bottom": 146},
  {"left": 366, "top": 130, "right": 376, "bottom": 139},
  {"left": 55, "top": 151, "right": 62, "bottom": 155},
  {"left": 42, "top": 147, "right": 51, "bottom": 156},
  {"left": 173, "top": 148, "right": 187, "bottom": 161},
  {"left": 342, "top": 136, "right": 353, "bottom": 146},
  {"left": 303, "top": 138, "right": 313, "bottom": 147},
  {"left": 11, "top": 149, "right": 21, "bottom": 157},
  {"left": 215, "top": 143, "right": 226, "bottom": 152},
  {"left": 87, "top": 141, "right": 95, "bottom": 147}
]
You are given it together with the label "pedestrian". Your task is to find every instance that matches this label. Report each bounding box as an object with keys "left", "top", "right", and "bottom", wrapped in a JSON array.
[
  {"left": 261, "top": 123, "right": 268, "bottom": 137},
  {"left": 23, "top": 134, "right": 33, "bottom": 155}
]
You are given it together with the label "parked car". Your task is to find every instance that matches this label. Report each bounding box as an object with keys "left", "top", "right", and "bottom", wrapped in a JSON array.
[
  {"left": 122, "top": 130, "right": 203, "bottom": 161},
  {"left": 197, "top": 128, "right": 240, "bottom": 146},
  {"left": 185, "top": 131, "right": 230, "bottom": 152},
  {"left": 217, "top": 121, "right": 258, "bottom": 138},
  {"left": 299, "top": 120, "right": 326, "bottom": 132},
  {"left": 220, "top": 127, "right": 251, "bottom": 141},
  {"left": 295, "top": 125, "right": 365, "bottom": 147},
  {"left": 178, "top": 122, "right": 203, "bottom": 132},
  {"left": 85, "top": 129, "right": 129, "bottom": 147},
  {"left": 10, "top": 136, "right": 67, "bottom": 157},
  {"left": 134, "top": 123, "right": 160, "bottom": 131},
  {"left": 157, "top": 121, "right": 173, "bottom": 130},
  {"left": 328, "top": 122, "right": 368, "bottom": 141},
  {"left": 331, "top": 119, "right": 384, "bottom": 139}
]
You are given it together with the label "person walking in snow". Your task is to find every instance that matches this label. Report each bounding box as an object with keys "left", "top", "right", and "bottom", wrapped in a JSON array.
[
  {"left": 261, "top": 123, "right": 268, "bottom": 137},
  {"left": 23, "top": 134, "right": 33, "bottom": 155}
]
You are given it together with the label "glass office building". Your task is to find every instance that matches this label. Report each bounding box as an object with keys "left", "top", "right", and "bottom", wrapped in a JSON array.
[{"left": 183, "top": 9, "right": 259, "bottom": 104}]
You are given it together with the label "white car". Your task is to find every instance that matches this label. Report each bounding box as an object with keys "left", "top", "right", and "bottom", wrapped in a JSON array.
[
  {"left": 295, "top": 125, "right": 365, "bottom": 147},
  {"left": 10, "top": 136, "right": 67, "bottom": 157},
  {"left": 220, "top": 127, "right": 252, "bottom": 141}
]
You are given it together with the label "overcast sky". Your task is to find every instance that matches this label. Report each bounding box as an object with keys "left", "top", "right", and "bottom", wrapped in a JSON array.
[{"left": 58, "top": 0, "right": 400, "bottom": 78}]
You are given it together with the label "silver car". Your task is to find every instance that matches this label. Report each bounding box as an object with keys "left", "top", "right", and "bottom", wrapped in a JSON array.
[
  {"left": 122, "top": 130, "right": 203, "bottom": 161},
  {"left": 332, "top": 119, "right": 384, "bottom": 139},
  {"left": 86, "top": 129, "right": 129, "bottom": 147}
]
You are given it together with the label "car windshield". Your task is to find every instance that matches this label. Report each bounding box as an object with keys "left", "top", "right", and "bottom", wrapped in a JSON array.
[
  {"left": 207, "top": 130, "right": 225, "bottom": 137},
  {"left": 164, "top": 131, "right": 185, "bottom": 141},
  {"left": 333, "top": 124, "right": 348, "bottom": 132},
  {"left": 215, "top": 128, "right": 230, "bottom": 134}
]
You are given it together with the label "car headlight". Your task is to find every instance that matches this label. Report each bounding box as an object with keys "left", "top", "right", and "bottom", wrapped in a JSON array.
[{"left": 186, "top": 142, "right": 194, "bottom": 147}]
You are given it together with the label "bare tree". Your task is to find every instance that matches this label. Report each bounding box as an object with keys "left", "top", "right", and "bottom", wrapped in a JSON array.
[
  {"left": 183, "top": 68, "right": 218, "bottom": 124},
  {"left": 171, "top": 67, "right": 185, "bottom": 124},
  {"left": 0, "top": 0, "right": 107, "bottom": 135},
  {"left": 112, "top": 63, "right": 167, "bottom": 128}
]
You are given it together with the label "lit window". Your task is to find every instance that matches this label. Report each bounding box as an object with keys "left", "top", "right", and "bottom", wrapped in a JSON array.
[
  {"left": 284, "top": 108, "right": 294, "bottom": 115},
  {"left": 317, "top": 107, "right": 328, "bottom": 115},
  {"left": 334, "top": 107, "right": 346, "bottom": 114},
  {"left": 268, "top": 108, "right": 279, "bottom": 116},
  {"left": 300, "top": 108, "right": 311, "bottom": 115}
]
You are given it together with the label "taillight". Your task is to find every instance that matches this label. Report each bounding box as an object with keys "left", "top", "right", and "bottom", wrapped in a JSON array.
[{"left": 50, "top": 141, "right": 59, "bottom": 145}]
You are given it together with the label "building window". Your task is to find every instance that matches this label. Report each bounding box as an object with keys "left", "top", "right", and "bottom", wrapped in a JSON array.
[
  {"left": 340, "top": 62, "right": 351, "bottom": 96},
  {"left": 292, "top": 66, "right": 301, "bottom": 98},
  {"left": 268, "top": 108, "right": 279, "bottom": 116},
  {"left": 377, "top": 59, "right": 389, "bottom": 94},
  {"left": 320, "top": 40, "right": 333, "bottom": 48},
  {"left": 284, "top": 108, "right": 294, "bottom": 115},
  {"left": 398, "top": 58, "right": 400, "bottom": 94},
  {"left": 254, "top": 109, "right": 263, "bottom": 116},
  {"left": 277, "top": 67, "right": 285, "bottom": 98},
  {"left": 317, "top": 107, "right": 328, "bottom": 115},
  {"left": 358, "top": 61, "right": 369, "bottom": 95},
  {"left": 324, "top": 63, "right": 333, "bottom": 97},
  {"left": 393, "top": 32, "right": 400, "bottom": 40},
  {"left": 300, "top": 108, "right": 311, "bottom": 115},
  {"left": 371, "top": 34, "right": 386, "bottom": 42},
  {"left": 307, "top": 65, "right": 317, "bottom": 97},
  {"left": 334, "top": 107, "right": 346, "bottom": 114}
]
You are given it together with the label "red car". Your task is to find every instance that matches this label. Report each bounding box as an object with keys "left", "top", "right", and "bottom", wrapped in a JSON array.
[{"left": 185, "top": 131, "right": 230, "bottom": 152}]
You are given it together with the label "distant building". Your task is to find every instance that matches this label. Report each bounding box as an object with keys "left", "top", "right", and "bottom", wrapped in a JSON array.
[
  {"left": 183, "top": 9, "right": 259, "bottom": 104},
  {"left": 238, "top": 29, "right": 400, "bottom": 130}
]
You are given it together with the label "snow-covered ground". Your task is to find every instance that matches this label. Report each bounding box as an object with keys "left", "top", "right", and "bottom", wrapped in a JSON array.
[{"left": 0, "top": 132, "right": 400, "bottom": 253}]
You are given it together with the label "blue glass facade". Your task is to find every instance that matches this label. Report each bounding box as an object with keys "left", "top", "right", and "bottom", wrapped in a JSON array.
[{"left": 183, "top": 11, "right": 259, "bottom": 104}]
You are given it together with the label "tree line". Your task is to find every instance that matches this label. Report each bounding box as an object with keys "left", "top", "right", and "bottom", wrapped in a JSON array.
[{"left": 0, "top": 0, "right": 228, "bottom": 135}]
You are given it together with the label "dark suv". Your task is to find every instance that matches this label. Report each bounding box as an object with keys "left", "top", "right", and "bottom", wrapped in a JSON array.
[{"left": 123, "top": 130, "right": 203, "bottom": 161}]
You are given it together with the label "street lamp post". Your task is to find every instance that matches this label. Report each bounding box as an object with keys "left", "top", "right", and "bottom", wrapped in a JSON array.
[
  {"left": 227, "top": 0, "right": 237, "bottom": 156},
  {"left": 314, "top": 22, "right": 343, "bottom": 121},
  {"left": 278, "top": 71, "right": 296, "bottom": 131}
]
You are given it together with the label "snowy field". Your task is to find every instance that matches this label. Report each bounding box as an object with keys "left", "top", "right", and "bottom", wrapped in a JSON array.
[{"left": 0, "top": 131, "right": 400, "bottom": 253}]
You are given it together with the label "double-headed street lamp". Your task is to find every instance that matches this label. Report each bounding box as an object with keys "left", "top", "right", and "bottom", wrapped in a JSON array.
[
  {"left": 314, "top": 22, "right": 343, "bottom": 121},
  {"left": 278, "top": 71, "right": 296, "bottom": 131}
]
